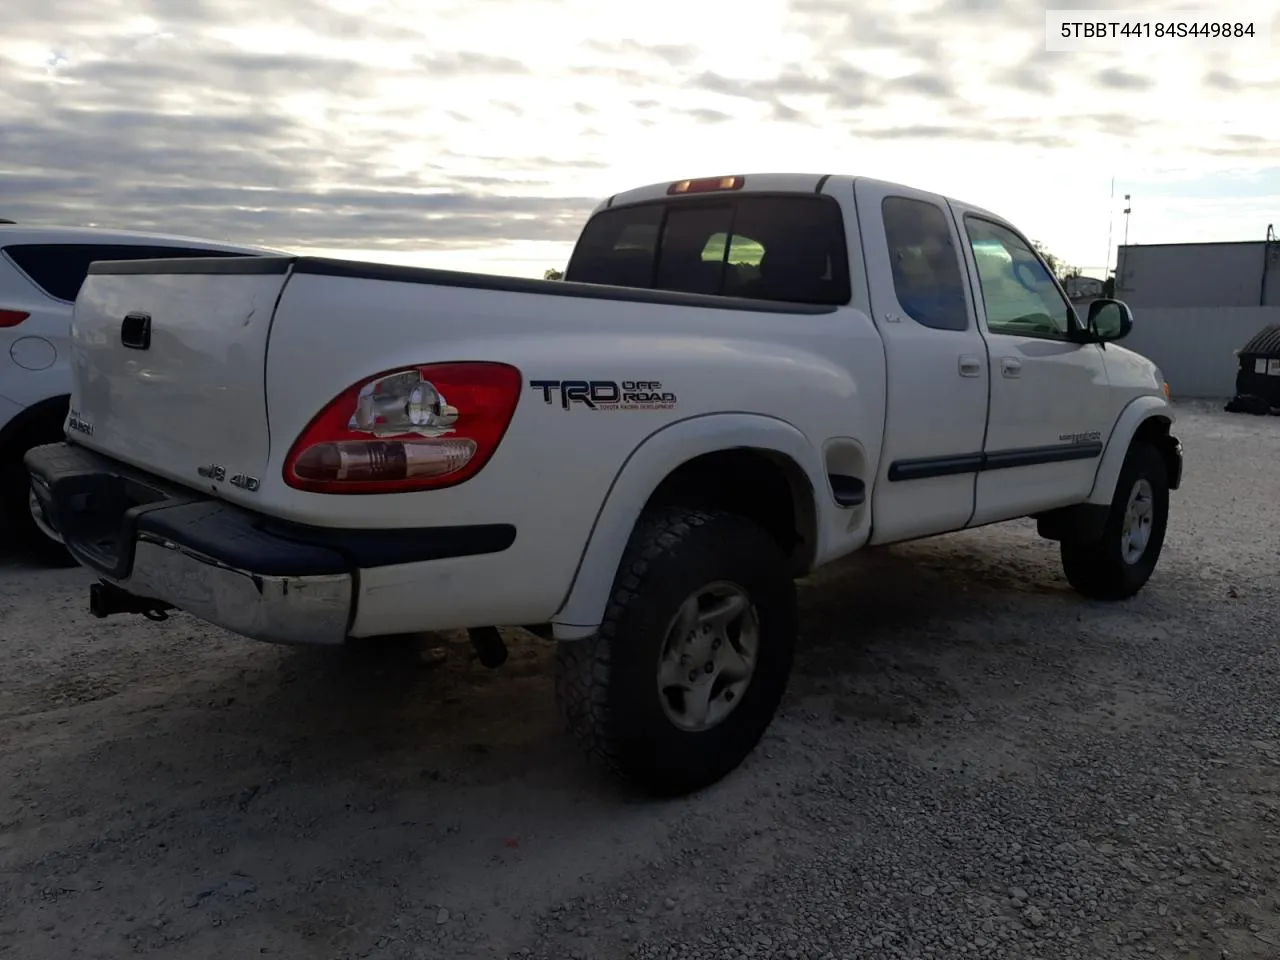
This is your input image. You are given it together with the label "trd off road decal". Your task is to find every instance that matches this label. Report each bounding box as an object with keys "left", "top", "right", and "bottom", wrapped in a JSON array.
[{"left": 529, "top": 379, "right": 677, "bottom": 411}]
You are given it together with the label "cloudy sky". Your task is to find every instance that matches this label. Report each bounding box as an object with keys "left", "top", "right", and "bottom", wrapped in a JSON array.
[{"left": 3, "top": 0, "right": 1278, "bottom": 278}]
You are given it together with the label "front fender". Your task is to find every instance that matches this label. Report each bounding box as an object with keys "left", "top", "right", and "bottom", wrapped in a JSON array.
[
  {"left": 550, "top": 413, "right": 827, "bottom": 640},
  {"left": 1087, "top": 395, "right": 1177, "bottom": 506}
]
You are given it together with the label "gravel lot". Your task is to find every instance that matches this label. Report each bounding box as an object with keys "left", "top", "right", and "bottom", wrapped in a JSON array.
[{"left": 2, "top": 400, "right": 1278, "bottom": 960}]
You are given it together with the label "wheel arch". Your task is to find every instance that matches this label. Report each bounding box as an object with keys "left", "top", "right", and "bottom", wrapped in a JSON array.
[
  {"left": 550, "top": 413, "right": 825, "bottom": 640},
  {"left": 0, "top": 393, "right": 69, "bottom": 462},
  {"left": 1085, "top": 396, "right": 1180, "bottom": 508},
  {"left": 1131, "top": 416, "right": 1182, "bottom": 491}
]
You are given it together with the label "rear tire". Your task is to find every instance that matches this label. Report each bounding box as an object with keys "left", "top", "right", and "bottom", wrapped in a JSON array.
[
  {"left": 1060, "top": 441, "right": 1168, "bottom": 600},
  {"left": 555, "top": 508, "right": 797, "bottom": 796},
  {"left": 1, "top": 438, "right": 76, "bottom": 568}
]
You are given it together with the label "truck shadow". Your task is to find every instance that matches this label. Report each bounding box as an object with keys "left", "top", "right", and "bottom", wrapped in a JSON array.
[
  {"left": 1, "top": 525, "right": 1204, "bottom": 957},
  {"left": 0, "top": 521, "right": 32, "bottom": 568},
  {"left": 12, "top": 525, "right": 1194, "bottom": 799},
  {"left": 20, "top": 526, "right": 1175, "bottom": 806}
]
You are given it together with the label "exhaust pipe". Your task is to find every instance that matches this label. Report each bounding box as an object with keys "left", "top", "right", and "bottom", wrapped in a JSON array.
[{"left": 89, "top": 581, "right": 175, "bottom": 622}]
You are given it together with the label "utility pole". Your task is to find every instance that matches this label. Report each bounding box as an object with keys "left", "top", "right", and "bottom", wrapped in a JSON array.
[
  {"left": 1262, "top": 223, "right": 1277, "bottom": 306},
  {"left": 1119, "top": 194, "right": 1132, "bottom": 292},
  {"left": 1104, "top": 176, "right": 1115, "bottom": 282}
]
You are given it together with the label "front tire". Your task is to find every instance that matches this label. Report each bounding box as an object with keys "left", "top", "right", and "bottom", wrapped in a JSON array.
[
  {"left": 555, "top": 508, "right": 797, "bottom": 796},
  {"left": 1060, "top": 441, "right": 1168, "bottom": 600}
]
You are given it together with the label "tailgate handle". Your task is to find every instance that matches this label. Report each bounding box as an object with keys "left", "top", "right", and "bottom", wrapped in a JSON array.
[{"left": 121, "top": 312, "right": 152, "bottom": 350}]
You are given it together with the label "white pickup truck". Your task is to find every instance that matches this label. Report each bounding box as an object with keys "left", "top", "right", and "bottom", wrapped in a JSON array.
[{"left": 27, "top": 173, "right": 1181, "bottom": 795}]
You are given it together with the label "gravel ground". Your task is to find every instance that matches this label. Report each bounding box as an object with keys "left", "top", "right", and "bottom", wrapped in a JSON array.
[{"left": 1, "top": 400, "right": 1278, "bottom": 960}]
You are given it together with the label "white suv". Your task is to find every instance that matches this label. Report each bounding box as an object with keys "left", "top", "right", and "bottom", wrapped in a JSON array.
[{"left": 0, "top": 224, "right": 272, "bottom": 563}]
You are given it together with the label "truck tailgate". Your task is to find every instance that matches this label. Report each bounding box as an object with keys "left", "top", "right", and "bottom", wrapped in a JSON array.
[{"left": 68, "top": 257, "right": 293, "bottom": 501}]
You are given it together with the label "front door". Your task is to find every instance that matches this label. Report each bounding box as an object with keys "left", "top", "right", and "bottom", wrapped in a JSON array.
[
  {"left": 950, "top": 206, "right": 1113, "bottom": 525},
  {"left": 854, "top": 179, "right": 991, "bottom": 544}
]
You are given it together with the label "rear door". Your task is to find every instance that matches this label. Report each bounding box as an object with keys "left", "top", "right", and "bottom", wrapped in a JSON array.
[
  {"left": 68, "top": 257, "right": 292, "bottom": 502},
  {"left": 853, "top": 180, "right": 991, "bottom": 544}
]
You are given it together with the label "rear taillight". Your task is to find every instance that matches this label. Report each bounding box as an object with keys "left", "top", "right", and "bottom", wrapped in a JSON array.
[
  {"left": 0, "top": 309, "right": 30, "bottom": 327},
  {"left": 283, "top": 362, "right": 522, "bottom": 494}
]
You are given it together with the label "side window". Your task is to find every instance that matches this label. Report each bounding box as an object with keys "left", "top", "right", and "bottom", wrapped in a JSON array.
[
  {"left": 881, "top": 196, "right": 970, "bottom": 331},
  {"left": 963, "top": 218, "right": 1075, "bottom": 339},
  {"left": 3, "top": 244, "right": 247, "bottom": 302}
]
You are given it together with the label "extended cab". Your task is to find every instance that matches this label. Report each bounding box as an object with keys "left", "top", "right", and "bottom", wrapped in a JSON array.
[{"left": 26, "top": 173, "right": 1182, "bottom": 795}]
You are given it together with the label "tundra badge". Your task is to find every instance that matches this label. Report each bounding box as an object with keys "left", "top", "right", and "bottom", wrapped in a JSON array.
[{"left": 66, "top": 409, "right": 94, "bottom": 437}]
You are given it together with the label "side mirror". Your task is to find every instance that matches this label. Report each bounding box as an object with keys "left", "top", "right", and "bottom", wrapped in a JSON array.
[{"left": 1086, "top": 298, "right": 1133, "bottom": 342}]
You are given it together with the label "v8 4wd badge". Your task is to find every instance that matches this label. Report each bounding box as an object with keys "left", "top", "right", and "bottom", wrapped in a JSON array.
[{"left": 197, "top": 463, "right": 260, "bottom": 491}]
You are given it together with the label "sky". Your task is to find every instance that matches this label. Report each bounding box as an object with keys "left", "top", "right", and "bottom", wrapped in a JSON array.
[{"left": 2, "top": 0, "right": 1279, "bottom": 279}]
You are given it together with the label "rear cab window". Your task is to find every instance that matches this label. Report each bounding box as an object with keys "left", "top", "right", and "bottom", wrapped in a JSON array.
[
  {"left": 566, "top": 195, "right": 851, "bottom": 306},
  {"left": 1, "top": 244, "right": 251, "bottom": 303}
]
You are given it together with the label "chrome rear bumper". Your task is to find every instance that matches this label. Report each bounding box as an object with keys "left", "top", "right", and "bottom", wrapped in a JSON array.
[
  {"left": 24, "top": 441, "right": 354, "bottom": 645},
  {"left": 24, "top": 441, "right": 517, "bottom": 647},
  {"left": 115, "top": 536, "right": 353, "bottom": 645}
]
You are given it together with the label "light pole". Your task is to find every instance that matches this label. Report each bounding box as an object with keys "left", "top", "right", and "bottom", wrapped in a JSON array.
[
  {"left": 1104, "top": 175, "right": 1115, "bottom": 288},
  {"left": 1119, "top": 194, "right": 1132, "bottom": 292}
]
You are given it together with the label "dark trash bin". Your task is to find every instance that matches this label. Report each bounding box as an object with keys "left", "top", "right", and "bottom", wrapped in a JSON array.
[{"left": 1225, "top": 323, "right": 1280, "bottom": 415}]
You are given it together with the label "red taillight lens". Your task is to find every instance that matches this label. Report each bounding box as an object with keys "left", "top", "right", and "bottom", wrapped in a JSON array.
[
  {"left": 0, "top": 309, "right": 30, "bottom": 327},
  {"left": 283, "top": 362, "right": 522, "bottom": 494}
]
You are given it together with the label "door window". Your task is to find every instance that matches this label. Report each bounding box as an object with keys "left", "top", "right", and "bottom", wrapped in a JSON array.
[
  {"left": 881, "top": 196, "right": 970, "bottom": 331},
  {"left": 963, "top": 218, "right": 1075, "bottom": 339}
]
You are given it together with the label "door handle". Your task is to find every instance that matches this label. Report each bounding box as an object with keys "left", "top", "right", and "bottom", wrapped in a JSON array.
[
  {"left": 1000, "top": 357, "right": 1022, "bottom": 378},
  {"left": 958, "top": 354, "right": 982, "bottom": 377}
]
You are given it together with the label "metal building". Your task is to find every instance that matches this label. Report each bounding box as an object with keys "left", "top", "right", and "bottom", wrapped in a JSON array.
[
  {"left": 1115, "top": 231, "right": 1280, "bottom": 308},
  {"left": 1105, "top": 228, "right": 1280, "bottom": 397}
]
